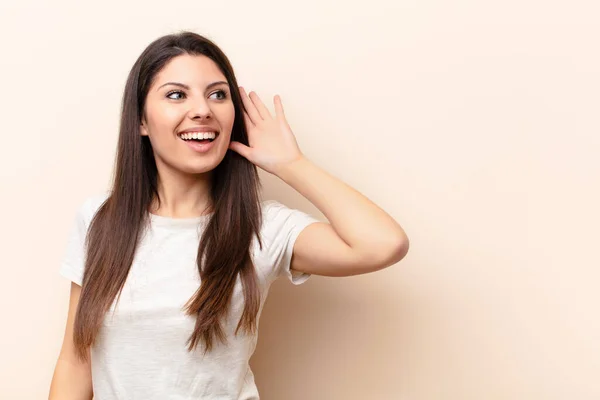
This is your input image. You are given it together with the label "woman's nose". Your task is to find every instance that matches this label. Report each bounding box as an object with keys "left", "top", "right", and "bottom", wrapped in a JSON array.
[{"left": 187, "top": 98, "right": 213, "bottom": 120}]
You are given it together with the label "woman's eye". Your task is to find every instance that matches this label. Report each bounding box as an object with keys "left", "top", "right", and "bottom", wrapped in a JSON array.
[
  {"left": 166, "top": 89, "right": 227, "bottom": 101},
  {"left": 209, "top": 90, "right": 227, "bottom": 100},
  {"left": 166, "top": 90, "right": 185, "bottom": 100}
]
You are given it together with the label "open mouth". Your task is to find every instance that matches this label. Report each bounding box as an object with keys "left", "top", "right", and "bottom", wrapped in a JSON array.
[{"left": 178, "top": 131, "right": 219, "bottom": 143}]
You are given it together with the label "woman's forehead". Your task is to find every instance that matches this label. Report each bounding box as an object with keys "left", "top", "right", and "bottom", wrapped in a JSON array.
[{"left": 153, "top": 54, "right": 227, "bottom": 89}]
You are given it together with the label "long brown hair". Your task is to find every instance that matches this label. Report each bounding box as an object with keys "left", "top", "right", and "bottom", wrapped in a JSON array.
[{"left": 73, "top": 31, "right": 263, "bottom": 360}]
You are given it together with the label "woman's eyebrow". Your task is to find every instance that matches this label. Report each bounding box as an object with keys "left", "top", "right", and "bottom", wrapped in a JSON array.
[{"left": 156, "top": 80, "right": 229, "bottom": 91}]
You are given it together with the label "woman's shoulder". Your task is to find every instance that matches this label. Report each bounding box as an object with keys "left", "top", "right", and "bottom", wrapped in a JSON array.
[
  {"left": 256, "top": 199, "right": 320, "bottom": 284},
  {"left": 257, "top": 199, "right": 321, "bottom": 245},
  {"left": 76, "top": 191, "right": 111, "bottom": 223},
  {"left": 259, "top": 199, "right": 285, "bottom": 218},
  {"left": 259, "top": 199, "right": 299, "bottom": 231}
]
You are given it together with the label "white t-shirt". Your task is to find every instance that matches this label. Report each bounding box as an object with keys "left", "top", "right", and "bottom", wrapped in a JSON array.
[{"left": 59, "top": 192, "right": 320, "bottom": 400}]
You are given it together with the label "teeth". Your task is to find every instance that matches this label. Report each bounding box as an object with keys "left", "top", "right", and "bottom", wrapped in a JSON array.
[{"left": 179, "top": 132, "right": 217, "bottom": 140}]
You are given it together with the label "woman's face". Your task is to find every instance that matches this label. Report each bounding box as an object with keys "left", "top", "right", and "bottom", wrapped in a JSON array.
[{"left": 140, "top": 54, "right": 235, "bottom": 175}]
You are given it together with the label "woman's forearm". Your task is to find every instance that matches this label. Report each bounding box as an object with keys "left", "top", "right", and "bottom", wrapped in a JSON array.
[
  {"left": 48, "top": 358, "right": 93, "bottom": 400},
  {"left": 276, "top": 156, "right": 409, "bottom": 260}
]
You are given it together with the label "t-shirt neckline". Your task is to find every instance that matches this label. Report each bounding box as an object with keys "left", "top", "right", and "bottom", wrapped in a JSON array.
[{"left": 148, "top": 212, "right": 212, "bottom": 228}]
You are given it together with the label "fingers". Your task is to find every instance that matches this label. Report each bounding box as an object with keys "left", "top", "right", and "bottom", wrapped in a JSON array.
[
  {"left": 229, "top": 141, "right": 252, "bottom": 159},
  {"left": 242, "top": 110, "right": 254, "bottom": 130},
  {"left": 274, "top": 95, "right": 285, "bottom": 120},
  {"left": 239, "top": 87, "right": 282, "bottom": 124},
  {"left": 248, "top": 91, "right": 271, "bottom": 121},
  {"left": 239, "top": 87, "right": 262, "bottom": 125}
]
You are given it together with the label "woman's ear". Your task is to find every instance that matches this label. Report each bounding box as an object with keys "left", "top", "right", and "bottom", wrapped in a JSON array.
[{"left": 140, "top": 120, "right": 148, "bottom": 136}]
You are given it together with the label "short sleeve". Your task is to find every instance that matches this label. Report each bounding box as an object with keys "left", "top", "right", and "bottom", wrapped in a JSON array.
[
  {"left": 58, "top": 193, "right": 108, "bottom": 286},
  {"left": 262, "top": 200, "right": 321, "bottom": 285}
]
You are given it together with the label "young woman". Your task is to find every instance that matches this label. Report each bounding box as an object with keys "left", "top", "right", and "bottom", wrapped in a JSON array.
[{"left": 49, "top": 31, "right": 409, "bottom": 399}]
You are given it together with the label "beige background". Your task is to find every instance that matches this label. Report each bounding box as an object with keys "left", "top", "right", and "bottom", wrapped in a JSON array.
[{"left": 1, "top": 0, "right": 599, "bottom": 399}]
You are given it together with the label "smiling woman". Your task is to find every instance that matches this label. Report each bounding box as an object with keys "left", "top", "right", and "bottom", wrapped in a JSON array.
[
  {"left": 140, "top": 55, "right": 235, "bottom": 175},
  {"left": 49, "top": 31, "right": 408, "bottom": 400}
]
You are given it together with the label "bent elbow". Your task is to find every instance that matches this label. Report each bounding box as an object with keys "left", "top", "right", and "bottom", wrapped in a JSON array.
[
  {"left": 368, "top": 234, "right": 410, "bottom": 272},
  {"left": 393, "top": 235, "right": 410, "bottom": 263}
]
